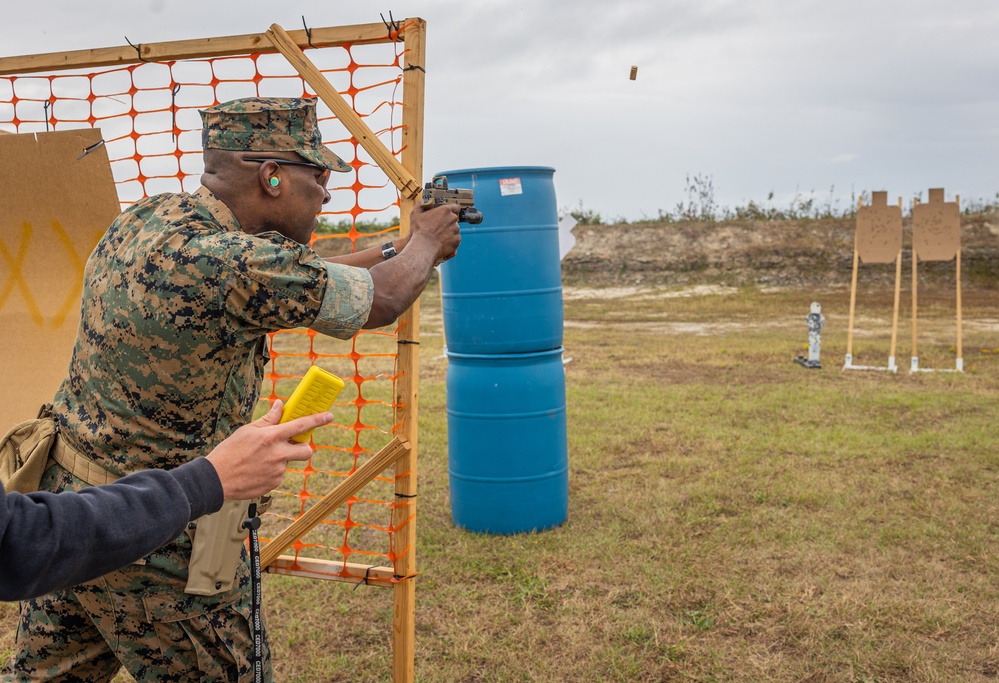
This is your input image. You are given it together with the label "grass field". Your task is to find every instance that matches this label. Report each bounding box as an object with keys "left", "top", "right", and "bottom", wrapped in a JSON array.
[{"left": 3, "top": 277, "right": 997, "bottom": 682}]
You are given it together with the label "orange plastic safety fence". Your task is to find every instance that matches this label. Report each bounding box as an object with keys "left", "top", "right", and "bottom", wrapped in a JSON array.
[{"left": 0, "top": 37, "right": 415, "bottom": 583}]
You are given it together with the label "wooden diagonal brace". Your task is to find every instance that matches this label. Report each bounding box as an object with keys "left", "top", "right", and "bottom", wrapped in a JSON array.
[
  {"left": 260, "top": 436, "right": 412, "bottom": 569},
  {"left": 265, "top": 23, "right": 423, "bottom": 200}
]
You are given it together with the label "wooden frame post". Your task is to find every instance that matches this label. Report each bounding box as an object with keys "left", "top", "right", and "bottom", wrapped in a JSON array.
[
  {"left": 887, "top": 198, "right": 903, "bottom": 372},
  {"left": 955, "top": 196, "right": 964, "bottom": 372},
  {"left": 911, "top": 204, "right": 919, "bottom": 372},
  {"left": 391, "top": 19, "right": 427, "bottom": 683},
  {"left": 844, "top": 198, "right": 861, "bottom": 368}
]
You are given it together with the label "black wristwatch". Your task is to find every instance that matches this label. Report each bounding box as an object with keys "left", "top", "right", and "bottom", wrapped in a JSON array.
[{"left": 381, "top": 241, "right": 398, "bottom": 260}]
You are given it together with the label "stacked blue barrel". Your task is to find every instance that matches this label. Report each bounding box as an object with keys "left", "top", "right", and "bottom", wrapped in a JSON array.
[{"left": 438, "top": 166, "right": 569, "bottom": 535}]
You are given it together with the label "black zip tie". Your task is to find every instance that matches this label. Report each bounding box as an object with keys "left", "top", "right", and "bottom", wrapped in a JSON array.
[
  {"left": 125, "top": 36, "right": 149, "bottom": 63},
  {"left": 381, "top": 11, "right": 402, "bottom": 41},
  {"left": 352, "top": 565, "right": 376, "bottom": 591},
  {"left": 403, "top": 64, "right": 426, "bottom": 73},
  {"left": 43, "top": 101, "right": 50, "bottom": 132},
  {"left": 170, "top": 84, "right": 181, "bottom": 143},
  {"left": 397, "top": 339, "right": 419, "bottom": 345},
  {"left": 301, "top": 16, "right": 316, "bottom": 49},
  {"left": 76, "top": 139, "right": 106, "bottom": 160},
  {"left": 395, "top": 492, "right": 417, "bottom": 498}
]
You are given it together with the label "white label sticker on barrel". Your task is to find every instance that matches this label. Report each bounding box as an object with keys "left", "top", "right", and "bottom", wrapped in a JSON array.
[{"left": 499, "top": 177, "right": 523, "bottom": 196}]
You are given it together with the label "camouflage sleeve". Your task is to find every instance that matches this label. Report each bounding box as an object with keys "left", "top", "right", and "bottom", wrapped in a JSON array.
[
  {"left": 314, "top": 261, "right": 374, "bottom": 338},
  {"left": 221, "top": 232, "right": 372, "bottom": 338}
]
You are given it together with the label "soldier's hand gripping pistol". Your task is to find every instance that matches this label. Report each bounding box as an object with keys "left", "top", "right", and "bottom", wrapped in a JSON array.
[{"left": 421, "top": 175, "right": 483, "bottom": 224}]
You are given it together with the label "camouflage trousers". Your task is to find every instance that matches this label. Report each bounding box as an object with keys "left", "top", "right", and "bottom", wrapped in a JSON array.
[
  {"left": 1, "top": 467, "right": 271, "bottom": 683},
  {"left": 1, "top": 560, "right": 271, "bottom": 683}
]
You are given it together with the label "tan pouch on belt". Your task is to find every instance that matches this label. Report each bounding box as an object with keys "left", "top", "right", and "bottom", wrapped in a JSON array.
[{"left": 0, "top": 405, "right": 58, "bottom": 494}]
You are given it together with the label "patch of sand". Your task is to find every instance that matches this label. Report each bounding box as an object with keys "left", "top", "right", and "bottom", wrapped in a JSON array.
[{"left": 562, "top": 284, "right": 739, "bottom": 301}]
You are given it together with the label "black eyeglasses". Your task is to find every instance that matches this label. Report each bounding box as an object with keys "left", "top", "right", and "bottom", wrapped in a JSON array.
[{"left": 245, "top": 157, "right": 330, "bottom": 180}]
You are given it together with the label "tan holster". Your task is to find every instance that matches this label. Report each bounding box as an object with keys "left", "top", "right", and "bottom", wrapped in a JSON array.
[
  {"left": 185, "top": 495, "right": 271, "bottom": 596},
  {"left": 185, "top": 499, "right": 252, "bottom": 595}
]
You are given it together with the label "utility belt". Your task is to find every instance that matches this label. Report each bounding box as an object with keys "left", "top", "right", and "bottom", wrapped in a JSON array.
[
  {"left": 50, "top": 432, "right": 120, "bottom": 486},
  {"left": 0, "top": 405, "right": 257, "bottom": 597}
]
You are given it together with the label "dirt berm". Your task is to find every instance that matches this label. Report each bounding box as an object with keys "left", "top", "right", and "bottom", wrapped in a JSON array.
[
  {"left": 559, "top": 216, "right": 999, "bottom": 288},
  {"left": 315, "top": 215, "right": 998, "bottom": 289}
]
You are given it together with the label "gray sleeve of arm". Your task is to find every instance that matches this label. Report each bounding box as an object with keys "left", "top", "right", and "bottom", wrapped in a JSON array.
[{"left": 0, "top": 457, "right": 223, "bottom": 601}]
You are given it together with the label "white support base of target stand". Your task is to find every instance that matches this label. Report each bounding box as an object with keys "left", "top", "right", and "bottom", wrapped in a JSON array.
[
  {"left": 909, "top": 357, "right": 964, "bottom": 374},
  {"left": 842, "top": 354, "right": 898, "bottom": 373}
]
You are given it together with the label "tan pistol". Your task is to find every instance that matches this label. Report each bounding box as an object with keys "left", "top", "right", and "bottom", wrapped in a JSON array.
[{"left": 421, "top": 175, "right": 483, "bottom": 224}]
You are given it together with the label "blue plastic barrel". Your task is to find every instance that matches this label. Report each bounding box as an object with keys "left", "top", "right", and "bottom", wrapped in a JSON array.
[
  {"left": 446, "top": 348, "right": 568, "bottom": 534},
  {"left": 438, "top": 166, "right": 563, "bottom": 355}
]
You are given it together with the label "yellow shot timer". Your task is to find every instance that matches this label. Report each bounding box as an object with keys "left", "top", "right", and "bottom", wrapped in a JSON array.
[{"left": 280, "top": 365, "right": 345, "bottom": 443}]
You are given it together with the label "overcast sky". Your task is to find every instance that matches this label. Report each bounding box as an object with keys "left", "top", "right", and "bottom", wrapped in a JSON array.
[{"left": 3, "top": 0, "right": 998, "bottom": 220}]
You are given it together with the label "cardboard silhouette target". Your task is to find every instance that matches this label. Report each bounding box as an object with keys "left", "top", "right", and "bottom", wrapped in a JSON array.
[
  {"left": 912, "top": 188, "right": 960, "bottom": 262},
  {"left": 844, "top": 192, "right": 904, "bottom": 372},
  {"left": 0, "top": 129, "right": 120, "bottom": 423},
  {"left": 856, "top": 191, "right": 903, "bottom": 264},
  {"left": 910, "top": 188, "right": 962, "bottom": 373}
]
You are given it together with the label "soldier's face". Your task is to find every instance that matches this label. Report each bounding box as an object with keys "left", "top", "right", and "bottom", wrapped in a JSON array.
[{"left": 280, "top": 164, "right": 332, "bottom": 244}]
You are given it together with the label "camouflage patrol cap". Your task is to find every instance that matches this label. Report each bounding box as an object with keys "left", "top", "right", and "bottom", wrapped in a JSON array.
[{"left": 200, "top": 97, "right": 351, "bottom": 173}]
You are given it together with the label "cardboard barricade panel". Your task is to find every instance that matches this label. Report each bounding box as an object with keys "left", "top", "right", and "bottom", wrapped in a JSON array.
[{"left": 0, "top": 129, "right": 119, "bottom": 424}]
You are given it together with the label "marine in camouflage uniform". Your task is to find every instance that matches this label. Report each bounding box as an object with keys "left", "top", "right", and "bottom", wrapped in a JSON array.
[{"left": 2, "top": 98, "right": 371, "bottom": 682}]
